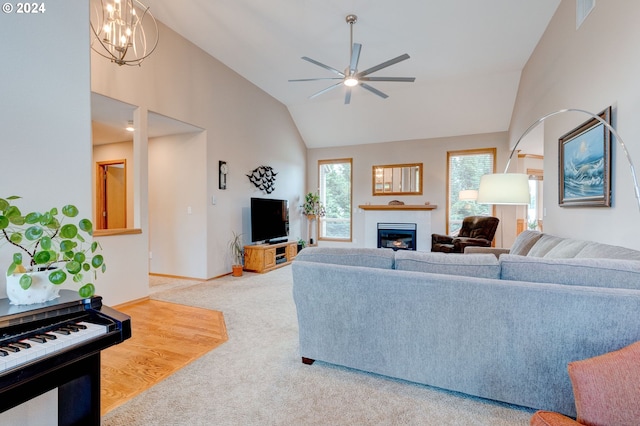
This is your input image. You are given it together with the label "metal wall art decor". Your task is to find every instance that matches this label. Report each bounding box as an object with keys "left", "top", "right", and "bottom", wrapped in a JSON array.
[
  {"left": 558, "top": 106, "right": 612, "bottom": 207},
  {"left": 247, "top": 165, "right": 277, "bottom": 193}
]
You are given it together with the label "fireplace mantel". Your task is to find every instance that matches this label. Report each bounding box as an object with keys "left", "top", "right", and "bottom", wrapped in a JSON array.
[{"left": 358, "top": 204, "right": 437, "bottom": 211}]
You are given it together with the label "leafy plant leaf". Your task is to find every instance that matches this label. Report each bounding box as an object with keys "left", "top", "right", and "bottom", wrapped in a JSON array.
[
  {"left": 91, "top": 255, "right": 104, "bottom": 269},
  {"left": 74, "top": 252, "right": 86, "bottom": 264},
  {"left": 25, "top": 225, "right": 44, "bottom": 241},
  {"left": 48, "top": 269, "right": 66, "bottom": 285},
  {"left": 62, "top": 204, "right": 79, "bottom": 218},
  {"left": 79, "top": 283, "right": 95, "bottom": 298},
  {"left": 66, "top": 260, "right": 81, "bottom": 274},
  {"left": 79, "top": 219, "right": 92, "bottom": 234},
  {"left": 60, "top": 224, "right": 78, "bottom": 239},
  {"left": 0, "top": 215, "right": 8, "bottom": 229},
  {"left": 59, "top": 240, "right": 77, "bottom": 252},
  {"left": 19, "top": 274, "right": 32, "bottom": 290},
  {"left": 9, "top": 232, "right": 22, "bottom": 244},
  {"left": 33, "top": 250, "right": 52, "bottom": 264},
  {"left": 25, "top": 212, "right": 41, "bottom": 224},
  {"left": 40, "top": 236, "right": 52, "bottom": 250}
]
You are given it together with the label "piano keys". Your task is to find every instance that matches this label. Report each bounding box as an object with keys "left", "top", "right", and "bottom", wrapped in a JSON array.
[{"left": 0, "top": 290, "right": 131, "bottom": 425}]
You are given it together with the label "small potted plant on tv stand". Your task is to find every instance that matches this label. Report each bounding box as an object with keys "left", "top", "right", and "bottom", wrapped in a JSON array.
[{"left": 229, "top": 231, "right": 244, "bottom": 277}]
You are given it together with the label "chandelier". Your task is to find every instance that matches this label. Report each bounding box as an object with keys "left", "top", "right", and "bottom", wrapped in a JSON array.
[{"left": 90, "top": 0, "right": 159, "bottom": 66}]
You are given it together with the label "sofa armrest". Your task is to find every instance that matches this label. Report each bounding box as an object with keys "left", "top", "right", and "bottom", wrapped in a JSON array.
[
  {"left": 453, "top": 237, "right": 492, "bottom": 252},
  {"left": 463, "top": 246, "right": 510, "bottom": 258},
  {"left": 529, "top": 411, "right": 579, "bottom": 426},
  {"left": 431, "top": 233, "right": 453, "bottom": 244}
]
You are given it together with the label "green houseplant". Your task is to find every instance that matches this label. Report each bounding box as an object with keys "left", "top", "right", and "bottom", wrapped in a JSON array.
[
  {"left": 0, "top": 195, "right": 106, "bottom": 305},
  {"left": 301, "top": 192, "right": 326, "bottom": 218},
  {"left": 228, "top": 231, "right": 244, "bottom": 277}
]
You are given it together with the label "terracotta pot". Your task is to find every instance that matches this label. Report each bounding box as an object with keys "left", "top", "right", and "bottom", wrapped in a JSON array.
[
  {"left": 6, "top": 268, "right": 61, "bottom": 305},
  {"left": 231, "top": 264, "right": 243, "bottom": 277}
]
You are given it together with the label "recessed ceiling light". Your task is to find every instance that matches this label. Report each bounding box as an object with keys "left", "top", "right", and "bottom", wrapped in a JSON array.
[{"left": 125, "top": 120, "right": 134, "bottom": 132}]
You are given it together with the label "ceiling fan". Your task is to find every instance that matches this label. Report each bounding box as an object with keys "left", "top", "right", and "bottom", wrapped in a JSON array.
[{"left": 289, "top": 14, "right": 416, "bottom": 104}]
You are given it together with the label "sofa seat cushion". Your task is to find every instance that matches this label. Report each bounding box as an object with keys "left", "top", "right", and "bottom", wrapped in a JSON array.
[
  {"left": 395, "top": 251, "right": 500, "bottom": 279},
  {"left": 294, "top": 247, "right": 395, "bottom": 269},
  {"left": 500, "top": 254, "right": 640, "bottom": 290},
  {"left": 569, "top": 340, "right": 640, "bottom": 426}
]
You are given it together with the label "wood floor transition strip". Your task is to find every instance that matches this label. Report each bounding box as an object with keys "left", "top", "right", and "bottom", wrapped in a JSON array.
[{"left": 100, "top": 299, "right": 228, "bottom": 415}]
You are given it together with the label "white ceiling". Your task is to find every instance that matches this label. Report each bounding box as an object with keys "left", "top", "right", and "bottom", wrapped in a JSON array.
[{"left": 103, "top": 0, "right": 561, "bottom": 149}]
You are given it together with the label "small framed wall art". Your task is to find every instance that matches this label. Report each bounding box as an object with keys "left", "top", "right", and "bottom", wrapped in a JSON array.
[{"left": 558, "top": 106, "right": 611, "bottom": 207}]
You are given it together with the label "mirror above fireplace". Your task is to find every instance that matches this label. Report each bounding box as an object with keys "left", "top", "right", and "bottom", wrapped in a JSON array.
[{"left": 372, "top": 163, "right": 423, "bottom": 196}]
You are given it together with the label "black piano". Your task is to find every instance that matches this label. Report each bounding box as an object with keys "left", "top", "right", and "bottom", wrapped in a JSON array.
[{"left": 0, "top": 290, "right": 131, "bottom": 425}]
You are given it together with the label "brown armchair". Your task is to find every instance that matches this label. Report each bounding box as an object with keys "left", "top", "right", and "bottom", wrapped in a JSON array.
[{"left": 431, "top": 216, "right": 499, "bottom": 253}]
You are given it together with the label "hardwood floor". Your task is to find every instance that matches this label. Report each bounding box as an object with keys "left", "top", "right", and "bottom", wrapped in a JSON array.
[{"left": 100, "top": 298, "right": 228, "bottom": 415}]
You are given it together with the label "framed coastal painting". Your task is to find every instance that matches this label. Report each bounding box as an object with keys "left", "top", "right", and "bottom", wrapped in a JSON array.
[{"left": 558, "top": 107, "right": 611, "bottom": 207}]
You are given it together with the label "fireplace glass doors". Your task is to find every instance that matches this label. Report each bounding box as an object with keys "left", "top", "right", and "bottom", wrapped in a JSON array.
[{"left": 377, "top": 223, "right": 417, "bottom": 251}]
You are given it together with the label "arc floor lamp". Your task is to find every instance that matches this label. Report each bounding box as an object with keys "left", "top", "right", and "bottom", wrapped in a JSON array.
[{"left": 477, "top": 108, "right": 640, "bottom": 246}]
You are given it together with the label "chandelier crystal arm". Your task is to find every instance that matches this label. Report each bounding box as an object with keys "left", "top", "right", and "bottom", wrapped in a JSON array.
[{"left": 506, "top": 108, "right": 640, "bottom": 211}]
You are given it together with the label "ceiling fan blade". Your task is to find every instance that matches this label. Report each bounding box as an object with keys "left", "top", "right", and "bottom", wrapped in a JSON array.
[
  {"left": 309, "top": 82, "right": 343, "bottom": 99},
  {"left": 358, "top": 53, "right": 410, "bottom": 78},
  {"left": 360, "top": 83, "right": 389, "bottom": 99},
  {"left": 301, "top": 57, "right": 345, "bottom": 77},
  {"left": 288, "top": 78, "right": 344, "bottom": 82},
  {"left": 345, "top": 88, "right": 352, "bottom": 105},
  {"left": 349, "top": 43, "right": 362, "bottom": 74},
  {"left": 360, "top": 76, "right": 416, "bottom": 82}
]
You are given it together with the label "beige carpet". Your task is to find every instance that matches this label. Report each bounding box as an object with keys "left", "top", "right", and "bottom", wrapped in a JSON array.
[{"left": 102, "top": 266, "right": 535, "bottom": 425}]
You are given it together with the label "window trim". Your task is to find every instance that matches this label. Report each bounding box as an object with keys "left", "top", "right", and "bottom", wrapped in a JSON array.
[
  {"left": 446, "top": 148, "right": 496, "bottom": 235},
  {"left": 318, "top": 158, "right": 353, "bottom": 242}
]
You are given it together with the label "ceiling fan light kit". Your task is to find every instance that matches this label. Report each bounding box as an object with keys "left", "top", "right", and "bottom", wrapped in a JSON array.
[{"left": 289, "top": 14, "right": 416, "bottom": 104}]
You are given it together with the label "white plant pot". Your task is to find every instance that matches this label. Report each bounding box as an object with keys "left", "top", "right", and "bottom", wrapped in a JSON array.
[{"left": 6, "top": 269, "right": 61, "bottom": 305}]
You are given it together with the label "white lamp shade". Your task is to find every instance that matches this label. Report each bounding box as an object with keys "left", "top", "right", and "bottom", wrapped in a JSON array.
[
  {"left": 458, "top": 189, "right": 478, "bottom": 201},
  {"left": 476, "top": 173, "right": 530, "bottom": 205}
]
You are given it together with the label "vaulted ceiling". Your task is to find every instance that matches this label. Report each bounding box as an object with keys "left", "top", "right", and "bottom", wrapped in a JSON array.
[{"left": 129, "top": 0, "right": 561, "bottom": 149}]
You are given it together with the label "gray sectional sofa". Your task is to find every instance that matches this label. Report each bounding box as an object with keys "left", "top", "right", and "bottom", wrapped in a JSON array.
[{"left": 291, "top": 232, "right": 640, "bottom": 416}]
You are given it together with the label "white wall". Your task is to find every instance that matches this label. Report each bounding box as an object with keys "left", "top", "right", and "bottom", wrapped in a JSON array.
[
  {"left": 93, "top": 140, "right": 135, "bottom": 227},
  {"left": 0, "top": 1, "right": 92, "bottom": 294},
  {"left": 91, "top": 19, "right": 307, "bottom": 298},
  {"left": 510, "top": 1, "right": 640, "bottom": 249},
  {"left": 0, "top": 1, "right": 90, "bottom": 422},
  {"left": 148, "top": 132, "right": 208, "bottom": 278},
  {"left": 306, "top": 132, "right": 514, "bottom": 248}
]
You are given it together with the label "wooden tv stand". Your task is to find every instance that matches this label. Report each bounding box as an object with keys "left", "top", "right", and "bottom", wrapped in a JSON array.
[{"left": 243, "top": 241, "right": 298, "bottom": 273}]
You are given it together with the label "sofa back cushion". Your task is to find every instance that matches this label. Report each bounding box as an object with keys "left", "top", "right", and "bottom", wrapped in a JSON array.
[
  {"left": 395, "top": 251, "right": 500, "bottom": 279},
  {"left": 575, "top": 242, "right": 640, "bottom": 260},
  {"left": 509, "top": 230, "right": 543, "bottom": 256},
  {"left": 294, "top": 247, "right": 395, "bottom": 269},
  {"left": 526, "top": 234, "right": 565, "bottom": 257},
  {"left": 500, "top": 254, "right": 640, "bottom": 290}
]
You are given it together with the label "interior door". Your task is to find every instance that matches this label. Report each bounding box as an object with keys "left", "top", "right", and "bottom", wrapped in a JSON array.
[{"left": 97, "top": 161, "right": 126, "bottom": 229}]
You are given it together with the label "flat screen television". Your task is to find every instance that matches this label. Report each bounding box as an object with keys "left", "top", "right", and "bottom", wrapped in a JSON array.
[{"left": 250, "top": 197, "right": 289, "bottom": 243}]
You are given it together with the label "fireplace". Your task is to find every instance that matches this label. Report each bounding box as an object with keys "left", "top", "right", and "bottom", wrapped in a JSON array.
[{"left": 377, "top": 223, "right": 417, "bottom": 251}]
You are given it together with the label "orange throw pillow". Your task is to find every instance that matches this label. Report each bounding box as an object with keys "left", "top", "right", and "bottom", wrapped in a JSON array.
[{"left": 568, "top": 341, "right": 640, "bottom": 426}]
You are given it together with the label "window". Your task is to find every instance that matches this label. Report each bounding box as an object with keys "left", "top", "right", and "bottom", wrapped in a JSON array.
[
  {"left": 318, "top": 158, "right": 352, "bottom": 241},
  {"left": 447, "top": 148, "right": 496, "bottom": 234}
]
